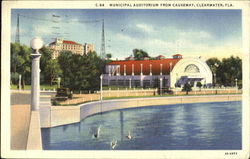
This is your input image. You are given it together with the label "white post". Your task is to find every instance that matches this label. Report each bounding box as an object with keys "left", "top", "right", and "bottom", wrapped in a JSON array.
[
  {"left": 124, "top": 65, "right": 126, "bottom": 76},
  {"left": 160, "top": 64, "right": 162, "bottom": 76},
  {"left": 109, "top": 65, "right": 111, "bottom": 76},
  {"left": 117, "top": 66, "right": 120, "bottom": 76},
  {"left": 132, "top": 64, "right": 134, "bottom": 76},
  {"left": 160, "top": 78, "right": 163, "bottom": 96},
  {"left": 18, "top": 74, "right": 22, "bottom": 91},
  {"left": 30, "top": 37, "right": 43, "bottom": 111},
  {"left": 140, "top": 64, "right": 143, "bottom": 76},
  {"left": 100, "top": 75, "right": 103, "bottom": 101}
]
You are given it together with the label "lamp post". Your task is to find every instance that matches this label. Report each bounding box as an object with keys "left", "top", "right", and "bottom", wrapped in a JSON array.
[
  {"left": 129, "top": 78, "right": 131, "bottom": 89},
  {"left": 100, "top": 74, "right": 103, "bottom": 101},
  {"left": 30, "top": 37, "right": 43, "bottom": 111},
  {"left": 160, "top": 78, "right": 163, "bottom": 96}
]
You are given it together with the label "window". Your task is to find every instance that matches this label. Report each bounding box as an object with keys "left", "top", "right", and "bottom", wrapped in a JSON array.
[{"left": 184, "top": 64, "right": 200, "bottom": 73}]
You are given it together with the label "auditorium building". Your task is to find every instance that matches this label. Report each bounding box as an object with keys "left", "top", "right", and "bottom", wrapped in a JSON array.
[{"left": 102, "top": 54, "right": 213, "bottom": 88}]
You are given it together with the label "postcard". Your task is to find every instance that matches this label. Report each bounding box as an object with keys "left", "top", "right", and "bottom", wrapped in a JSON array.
[{"left": 1, "top": 0, "right": 250, "bottom": 158}]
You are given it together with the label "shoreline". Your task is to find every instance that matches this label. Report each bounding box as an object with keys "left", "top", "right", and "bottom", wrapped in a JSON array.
[{"left": 40, "top": 94, "right": 241, "bottom": 128}]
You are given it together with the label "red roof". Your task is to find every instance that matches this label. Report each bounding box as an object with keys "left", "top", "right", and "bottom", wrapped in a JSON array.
[
  {"left": 173, "top": 54, "right": 182, "bottom": 56},
  {"left": 63, "top": 40, "right": 81, "bottom": 45},
  {"left": 107, "top": 58, "right": 181, "bottom": 75}
]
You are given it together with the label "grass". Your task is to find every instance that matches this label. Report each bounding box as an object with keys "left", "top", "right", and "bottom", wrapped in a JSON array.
[
  {"left": 53, "top": 99, "right": 100, "bottom": 106},
  {"left": 102, "top": 86, "right": 153, "bottom": 90},
  {"left": 11, "top": 84, "right": 153, "bottom": 91},
  {"left": 11, "top": 84, "right": 58, "bottom": 90},
  {"left": 103, "top": 93, "right": 242, "bottom": 100}
]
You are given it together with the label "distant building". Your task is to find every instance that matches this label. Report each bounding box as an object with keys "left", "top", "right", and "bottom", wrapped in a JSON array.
[
  {"left": 172, "top": 54, "right": 183, "bottom": 59},
  {"left": 83, "top": 43, "right": 94, "bottom": 55},
  {"left": 155, "top": 55, "right": 165, "bottom": 60},
  {"left": 48, "top": 38, "right": 94, "bottom": 59},
  {"left": 102, "top": 54, "right": 213, "bottom": 88}
]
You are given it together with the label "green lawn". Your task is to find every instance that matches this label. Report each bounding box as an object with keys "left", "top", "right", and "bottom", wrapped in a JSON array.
[
  {"left": 102, "top": 86, "right": 155, "bottom": 90},
  {"left": 11, "top": 84, "right": 58, "bottom": 90},
  {"left": 11, "top": 84, "right": 154, "bottom": 91},
  {"left": 103, "top": 93, "right": 242, "bottom": 100}
]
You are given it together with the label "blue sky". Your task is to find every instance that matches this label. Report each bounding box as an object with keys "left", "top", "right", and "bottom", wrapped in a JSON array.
[{"left": 11, "top": 9, "right": 242, "bottom": 59}]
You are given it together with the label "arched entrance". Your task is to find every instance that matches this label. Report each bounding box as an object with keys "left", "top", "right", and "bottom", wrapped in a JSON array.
[{"left": 170, "top": 58, "right": 213, "bottom": 88}]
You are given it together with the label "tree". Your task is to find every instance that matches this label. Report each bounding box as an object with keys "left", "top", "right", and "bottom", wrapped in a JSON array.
[
  {"left": 87, "top": 51, "right": 106, "bottom": 75},
  {"left": 40, "top": 47, "right": 55, "bottom": 84},
  {"left": 133, "top": 49, "right": 149, "bottom": 60},
  {"left": 106, "top": 53, "right": 112, "bottom": 60},
  {"left": 58, "top": 51, "right": 101, "bottom": 91},
  {"left": 182, "top": 82, "right": 192, "bottom": 95},
  {"left": 11, "top": 43, "right": 21, "bottom": 73},
  {"left": 219, "top": 56, "right": 242, "bottom": 87},
  {"left": 45, "top": 59, "right": 62, "bottom": 85},
  {"left": 206, "top": 56, "right": 242, "bottom": 87},
  {"left": 57, "top": 51, "right": 73, "bottom": 88},
  {"left": 11, "top": 43, "right": 31, "bottom": 87},
  {"left": 196, "top": 82, "right": 202, "bottom": 91}
]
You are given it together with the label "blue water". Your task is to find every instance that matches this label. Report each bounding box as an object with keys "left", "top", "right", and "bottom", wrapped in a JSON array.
[{"left": 41, "top": 101, "right": 241, "bottom": 150}]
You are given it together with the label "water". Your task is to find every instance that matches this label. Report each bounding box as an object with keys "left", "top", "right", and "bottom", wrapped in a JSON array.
[{"left": 41, "top": 101, "right": 241, "bottom": 150}]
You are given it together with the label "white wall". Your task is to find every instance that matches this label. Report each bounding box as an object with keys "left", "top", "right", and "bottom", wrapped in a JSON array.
[{"left": 170, "top": 57, "right": 213, "bottom": 88}]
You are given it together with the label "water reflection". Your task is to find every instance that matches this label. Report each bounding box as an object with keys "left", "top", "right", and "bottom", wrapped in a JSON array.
[
  {"left": 42, "top": 101, "right": 241, "bottom": 150},
  {"left": 120, "top": 111, "right": 124, "bottom": 141}
]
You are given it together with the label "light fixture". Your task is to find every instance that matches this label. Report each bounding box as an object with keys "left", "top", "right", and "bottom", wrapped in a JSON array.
[{"left": 30, "top": 37, "right": 43, "bottom": 52}]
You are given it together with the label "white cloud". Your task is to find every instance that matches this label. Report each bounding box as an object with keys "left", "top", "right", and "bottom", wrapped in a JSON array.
[
  {"left": 179, "top": 30, "right": 212, "bottom": 39},
  {"left": 33, "top": 25, "right": 53, "bottom": 36},
  {"left": 135, "top": 23, "right": 154, "bottom": 33},
  {"left": 115, "top": 33, "right": 137, "bottom": 44}
]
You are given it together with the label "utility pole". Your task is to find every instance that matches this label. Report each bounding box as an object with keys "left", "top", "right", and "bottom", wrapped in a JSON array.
[
  {"left": 100, "top": 19, "right": 106, "bottom": 59},
  {"left": 15, "top": 14, "right": 20, "bottom": 44}
]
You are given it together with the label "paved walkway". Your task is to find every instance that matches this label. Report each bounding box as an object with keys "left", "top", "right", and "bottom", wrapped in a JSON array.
[
  {"left": 11, "top": 104, "right": 30, "bottom": 150},
  {"left": 11, "top": 92, "right": 31, "bottom": 150}
]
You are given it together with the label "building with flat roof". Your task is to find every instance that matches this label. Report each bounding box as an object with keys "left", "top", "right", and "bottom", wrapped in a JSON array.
[
  {"left": 102, "top": 54, "right": 213, "bottom": 88},
  {"left": 48, "top": 38, "right": 94, "bottom": 59}
]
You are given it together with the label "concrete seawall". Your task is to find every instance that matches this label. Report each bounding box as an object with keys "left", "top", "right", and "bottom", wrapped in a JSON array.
[{"left": 40, "top": 94, "right": 241, "bottom": 128}]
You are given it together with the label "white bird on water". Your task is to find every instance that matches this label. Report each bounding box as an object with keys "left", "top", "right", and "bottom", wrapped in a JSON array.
[
  {"left": 94, "top": 126, "right": 101, "bottom": 139},
  {"left": 110, "top": 140, "right": 117, "bottom": 149},
  {"left": 126, "top": 131, "right": 132, "bottom": 140}
]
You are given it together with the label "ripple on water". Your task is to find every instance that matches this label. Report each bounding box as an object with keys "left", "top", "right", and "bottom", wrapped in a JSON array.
[{"left": 41, "top": 101, "right": 242, "bottom": 150}]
